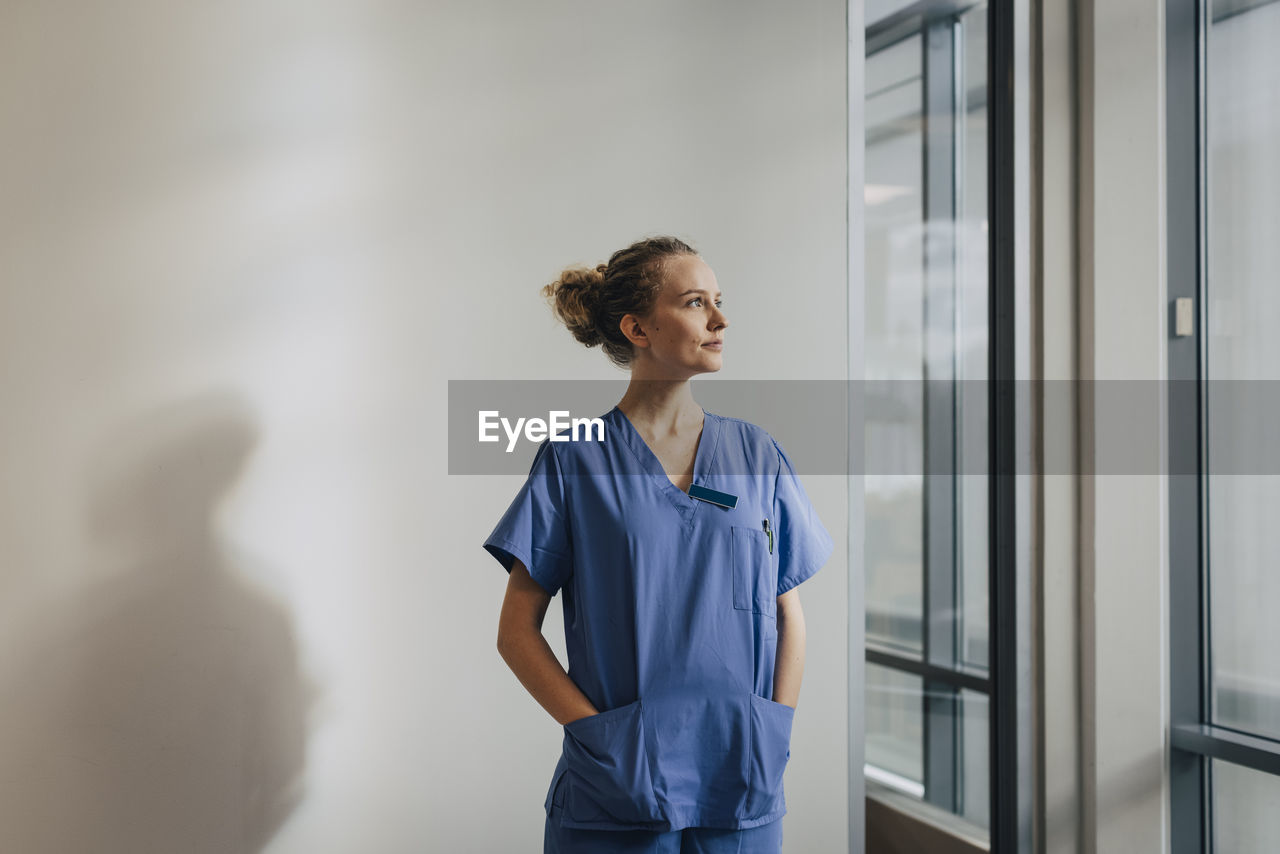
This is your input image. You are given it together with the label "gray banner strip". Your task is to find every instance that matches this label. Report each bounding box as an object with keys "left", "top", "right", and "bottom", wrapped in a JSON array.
[{"left": 450, "top": 379, "right": 1280, "bottom": 475}]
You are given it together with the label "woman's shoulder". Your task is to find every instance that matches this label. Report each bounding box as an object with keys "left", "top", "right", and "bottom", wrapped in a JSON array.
[
  {"left": 706, "top": 410, "right": 784, "bottom": 476},
  {"left": 708, "top": 410, "right": 777, "bottom": 446}
]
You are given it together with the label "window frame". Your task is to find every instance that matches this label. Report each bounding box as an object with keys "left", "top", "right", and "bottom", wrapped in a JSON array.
[
  {"left": 1167, "top": 0, "right": 1280, "bottom": 850},
  {"left": 861, "top": 1, "right": 1031, "bottom": 849}
]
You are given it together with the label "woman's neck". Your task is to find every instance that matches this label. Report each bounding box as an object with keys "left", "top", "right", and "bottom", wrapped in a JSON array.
[{"left": 616, "top": 381, "right": 702, "bottom": 434}]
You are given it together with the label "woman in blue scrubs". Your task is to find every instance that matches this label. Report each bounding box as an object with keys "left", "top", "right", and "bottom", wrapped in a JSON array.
[{"left": 485, "top": 236, "right": 834, "bottom": 853}]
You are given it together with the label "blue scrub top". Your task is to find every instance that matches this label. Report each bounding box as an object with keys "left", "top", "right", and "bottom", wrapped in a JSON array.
[{"left": 482, "top": 405, "right": 834, "bottom": 832}]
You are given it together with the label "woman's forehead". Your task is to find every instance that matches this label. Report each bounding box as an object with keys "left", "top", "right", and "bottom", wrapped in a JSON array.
[{"left": 661, "top": 254, "right": 720, "bottom": 295}]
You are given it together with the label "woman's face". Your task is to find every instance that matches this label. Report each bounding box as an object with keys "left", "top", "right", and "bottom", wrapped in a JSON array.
[{"left": 623, "top": 253, "right": 729, "bottom": 378}]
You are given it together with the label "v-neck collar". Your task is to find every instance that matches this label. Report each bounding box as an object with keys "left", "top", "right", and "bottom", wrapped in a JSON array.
[{"left": 608, "top": 404, "right": 721, "bottom": 520}]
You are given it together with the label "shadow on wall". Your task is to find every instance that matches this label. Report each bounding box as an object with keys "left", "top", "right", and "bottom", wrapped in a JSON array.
[{"left": 0, "top": 391, "right": 318, "bottom": 853}]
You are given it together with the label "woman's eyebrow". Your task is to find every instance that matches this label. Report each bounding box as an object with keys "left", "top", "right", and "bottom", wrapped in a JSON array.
[{"left": 677, "top": 289, "right": 723, "bottom": 298}]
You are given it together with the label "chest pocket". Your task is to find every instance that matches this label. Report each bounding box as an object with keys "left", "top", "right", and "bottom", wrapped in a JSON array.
[{"left": 731, "top": 524, "right": 776, "bottom": 618}]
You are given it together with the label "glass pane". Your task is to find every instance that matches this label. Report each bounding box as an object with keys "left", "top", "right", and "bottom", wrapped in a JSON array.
[
  {"left": 1213, "top": 760, "right": 1280, "bottom": 851},
  {"left": 959, "top": 688, "right": 990, "bottom": 829},
  {"left": 1205, "top": 0, "right": 1280, "bottom": 742},
  {"left": 865, "top": 4, "right": 991, "bottom": 669},
  {"left": 865, "top": 34, "right": 925, "bottom": 656},
  {"left": 864, "top": 662, "right": 991, "bottom": 830},
  {"left": 865, "top": 663, "right": 925, "bottom": 791},
  {"left": 956, "top": 1, "right": 989, "bottom": 672},
  {"left": 864, "top": 2, "right": 991, "bottom": 834}
]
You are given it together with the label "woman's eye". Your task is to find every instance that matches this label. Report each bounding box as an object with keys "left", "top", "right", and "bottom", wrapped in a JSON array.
[{"left": 687, "top": 298, "right": 724, "bottom": 308}]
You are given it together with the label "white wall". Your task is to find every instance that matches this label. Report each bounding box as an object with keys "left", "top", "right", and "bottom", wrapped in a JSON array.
[
  {"left": 1037, "top": 0, "right": 1176, "bottom": 850},
  {"left": 1078, "top": 0, "right": 1170, "bottom": 850},
  {"left": 1038, "top": 0, "right": 1084, "bottom": 852},
  {"left": 0, "top": 1, "right": 850, "bottom": 852}
]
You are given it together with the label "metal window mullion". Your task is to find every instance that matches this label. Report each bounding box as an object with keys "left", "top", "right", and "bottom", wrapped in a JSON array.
[
  {"left": 1167, "top": 0, "right": 1209, "bottom": 848},
  {"left": 988, "top": 0, "right": 1022, "bottom": 848},
  {"left": 922, "top": 14, "right": 962, "bottom": 816},
  {"left": 1195, "top": 0, "right": 1216, "bottom": 849},
  {"left": 868, "top": 647, "right": 992, "bottom": 693},
  {"left": 1172, "top": 724, "right": 1280, "bottom": 777}
]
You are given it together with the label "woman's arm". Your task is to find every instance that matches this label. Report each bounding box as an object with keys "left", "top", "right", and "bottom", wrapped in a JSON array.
[
  {"left": 496, "top": 558, "right": 599, "bottom": 725},
  {"left": 772, "top": 587, "right": 807, "bottom": 708}
]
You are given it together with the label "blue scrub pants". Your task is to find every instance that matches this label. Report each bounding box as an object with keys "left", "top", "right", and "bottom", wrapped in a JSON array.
[{"left": 544, "top": 803, "right": 784, "bottom": 854}]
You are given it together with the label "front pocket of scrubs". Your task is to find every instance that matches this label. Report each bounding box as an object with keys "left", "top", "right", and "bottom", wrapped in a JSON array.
[
  {"left": 732, "top": 525, "right": 776, "bottom": 617},
  {"left": 546, "top": 763, "right": 568, "bottom": 814},
  {"left": 745, "top": 693, "right": 795, "bottom": 819},
  {"left": 561, "top": 699, "right": 661, "bottom": 827}
]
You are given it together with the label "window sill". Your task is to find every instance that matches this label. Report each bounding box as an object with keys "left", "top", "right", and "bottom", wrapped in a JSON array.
[{"left": 865, "top": 779, "right": 989, "bottom": 854}]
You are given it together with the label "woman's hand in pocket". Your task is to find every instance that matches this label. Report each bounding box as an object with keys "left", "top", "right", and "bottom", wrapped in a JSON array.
[{"left": 497, "top": 557, "right": 600, "bottom": 726}]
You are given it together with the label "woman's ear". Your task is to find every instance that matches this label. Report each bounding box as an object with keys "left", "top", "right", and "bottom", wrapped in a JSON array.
[{"left": 619, "top": 314, "right": 649, "bottom": 349}]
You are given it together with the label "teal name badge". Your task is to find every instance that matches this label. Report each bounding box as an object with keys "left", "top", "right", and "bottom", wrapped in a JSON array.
[{"left": 688, "top": 483, "right": 738, "bottom": 509}]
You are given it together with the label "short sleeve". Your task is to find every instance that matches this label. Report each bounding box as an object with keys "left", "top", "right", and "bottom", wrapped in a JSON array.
[
  {"left": 771, "top": 438, "right": 834, "bottom": 596},
  {"left": 482, "top": 438, "right": 574, "bottom": 597}
]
